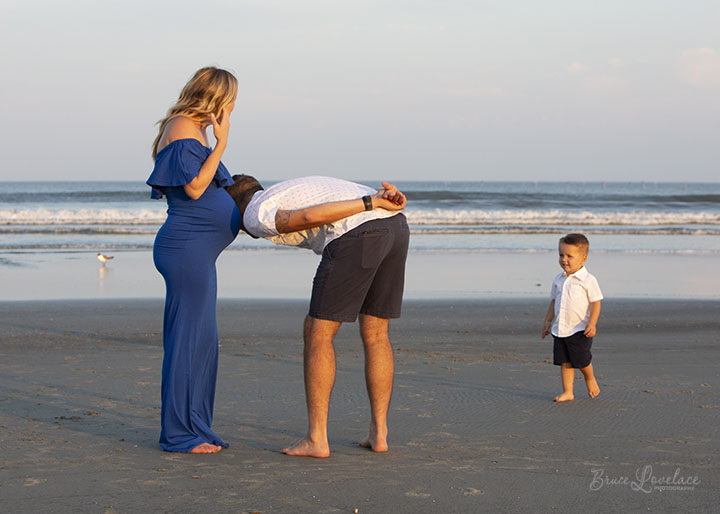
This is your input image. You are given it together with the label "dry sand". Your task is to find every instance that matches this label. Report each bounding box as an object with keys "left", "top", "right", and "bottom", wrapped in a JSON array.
[{"left": 0, "top": 299, "right": 718, "bottom": 513}]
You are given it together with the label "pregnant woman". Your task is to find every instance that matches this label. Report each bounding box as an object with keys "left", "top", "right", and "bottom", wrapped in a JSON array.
[{"left": 146, "top": 67, "right": 240, "bottom": 453}]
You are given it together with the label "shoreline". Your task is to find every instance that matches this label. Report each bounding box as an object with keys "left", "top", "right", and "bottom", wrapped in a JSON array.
[
  {"left": 1, "top": 298, "right": 718, "bottom": 512},
  {"left": 1, "top": 248, "right": 719, "bottom": 301}
]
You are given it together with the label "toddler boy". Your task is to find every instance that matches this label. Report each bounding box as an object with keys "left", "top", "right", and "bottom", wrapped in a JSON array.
[{"left": 541, "top": 233, "right": 603, "bottom": 401}]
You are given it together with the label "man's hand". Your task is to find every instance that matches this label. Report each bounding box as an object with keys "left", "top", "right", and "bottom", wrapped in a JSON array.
[
  {"left": 374, "top": 182, "right": 406, "bottom": 210},
  {"left": 584, "top": 324, "right": 597, "bottom": 337}
]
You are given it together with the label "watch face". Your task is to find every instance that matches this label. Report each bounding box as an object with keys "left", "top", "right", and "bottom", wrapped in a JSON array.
[{"left": 363, "top": 195, "right": 373, "bottom": 211}]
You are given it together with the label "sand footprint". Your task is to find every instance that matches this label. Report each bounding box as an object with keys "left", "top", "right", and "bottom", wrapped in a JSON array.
[
  {"left": 405, "top": 491, "right": 431, "bottom": 498},
  {"left": 24, "top": 478, "right": 47, "bottom": 487}
]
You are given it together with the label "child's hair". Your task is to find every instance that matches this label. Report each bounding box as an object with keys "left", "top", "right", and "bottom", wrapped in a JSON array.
[
  {"left": 152, "top": 67, "right": 238, "bottom": 159},
  {"left": 559, "top": 233, "right": 589, "bottom": 252}
]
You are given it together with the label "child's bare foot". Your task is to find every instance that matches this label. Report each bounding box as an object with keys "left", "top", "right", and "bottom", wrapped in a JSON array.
[
  {"left": 554, "top": 392, "right": 574, "bottom": 402},
  {"left": 188, "top": 442, "right": 222, "bottom": 454},
  {"left": 282, "top": 437, "right": 330, "bottom": 458},
  {"left": 359, "top": 433, "right": 388, "bottom": 453},
  {"left": 586, "top": 378, "right": 600, "bottom": 398}
]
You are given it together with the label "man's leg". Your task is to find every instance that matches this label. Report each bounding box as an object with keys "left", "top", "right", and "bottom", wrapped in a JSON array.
[
  {"left": 282, "top": 315, "right": 341, "bottom": 458},
  {"left": 358, "top": 314, "right": 393, "bottom": 452}
]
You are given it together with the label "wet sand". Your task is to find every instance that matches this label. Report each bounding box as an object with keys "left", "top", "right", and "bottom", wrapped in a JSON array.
[
  {"left": 1, "top": 299, "right": 718, "bottom": 513},
  {"left": 2, "top": 248, "right": 719, "bottom": 301}
]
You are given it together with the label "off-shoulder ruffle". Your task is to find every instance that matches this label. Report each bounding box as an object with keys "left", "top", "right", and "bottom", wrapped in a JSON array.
[{"left": 146, "top": 139, "right": 233, "bottom": 199}]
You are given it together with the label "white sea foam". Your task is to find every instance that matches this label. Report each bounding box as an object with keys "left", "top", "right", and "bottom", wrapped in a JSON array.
[
  {"left": 2, "top": 207, "right": 719, "bottom": 227},
  {"left": 404, "top": 208, "right": 720, "bottom": 226},
  {"left": 0, "top": 208, "right": 167, "bottom": 225}
]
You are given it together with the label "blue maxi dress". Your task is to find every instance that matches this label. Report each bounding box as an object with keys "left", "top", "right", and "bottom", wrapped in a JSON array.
[{"left": 147, "top": 139, "right": 240, "bottom": 452}]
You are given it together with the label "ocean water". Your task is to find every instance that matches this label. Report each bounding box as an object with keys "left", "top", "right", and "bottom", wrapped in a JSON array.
[{"left": 1, "top": 180, "right": 719, "bottom": 254}]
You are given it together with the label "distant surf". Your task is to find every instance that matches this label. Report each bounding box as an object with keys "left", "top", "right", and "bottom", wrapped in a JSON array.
[{"left": 1, "top": 180, "right": 718, "bottom": 253}]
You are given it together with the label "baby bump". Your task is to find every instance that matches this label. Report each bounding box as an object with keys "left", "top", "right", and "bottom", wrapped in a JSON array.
[
  {"left": 155, "top": 206, "right": 238, "bottom": 276},
  {"left": 154, "top": 218, "right": 226, "bottom": 272},
  {"left": 161, "top": 188, "right": 239, "bottom": 251}
]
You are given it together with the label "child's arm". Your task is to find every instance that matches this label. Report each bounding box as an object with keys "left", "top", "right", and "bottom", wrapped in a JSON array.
[
  {"left": 541, "top": 299, "right": 555, "bottom": 339},
  {"left": 584, "top": 300, "right": 602, "bottom": 337}
]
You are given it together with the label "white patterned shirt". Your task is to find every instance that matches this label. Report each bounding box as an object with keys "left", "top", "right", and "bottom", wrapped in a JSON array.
[
  {"left": 550, "top": 266, "right": 604, "bottom": 337},
  {"left": 243, "top": 176, "right": 401, "bottom": 254}
]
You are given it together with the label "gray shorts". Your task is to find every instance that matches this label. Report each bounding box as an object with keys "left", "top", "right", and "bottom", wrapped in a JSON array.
[{"left": 308, "top": 214, "right": 410, "bottom": 322}]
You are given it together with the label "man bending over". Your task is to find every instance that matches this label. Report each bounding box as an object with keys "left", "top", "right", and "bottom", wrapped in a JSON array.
[{"left": 227, "top": 175, "right": 409, "bottom": 457}]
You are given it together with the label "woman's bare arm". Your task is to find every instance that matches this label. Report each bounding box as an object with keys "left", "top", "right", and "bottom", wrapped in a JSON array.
[{"left": 178, "top": 109, "right": 231, "bottom": 200}]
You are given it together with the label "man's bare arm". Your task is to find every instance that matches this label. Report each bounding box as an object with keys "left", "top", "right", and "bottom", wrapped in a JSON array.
[
  {"left": 275, "top": 184, "right": 407, "bottom": 234},
  {"left": 275, "top": 210, "right": 293, "bottom": 232}
]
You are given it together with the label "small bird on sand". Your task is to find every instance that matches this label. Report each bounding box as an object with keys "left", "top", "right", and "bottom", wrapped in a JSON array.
[{"left": 97, "top": 253, "right": 114, "bottom": 265}]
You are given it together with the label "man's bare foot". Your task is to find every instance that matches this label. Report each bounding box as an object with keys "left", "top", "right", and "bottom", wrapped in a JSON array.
[
  {"left": 554, "top": 392, "right": 574, "bottom": 402},
  {"left": 282, "top": 437, "right": 330, "bottom": 458},
  {"left": 359, "top": 435, "right": 388, "bottom": 453},
  {"left": 586, "top": 378, "right": 600, "bottom": 398},
  {"left": 188, "top": 442, "right": 222, "bottom": 454}
]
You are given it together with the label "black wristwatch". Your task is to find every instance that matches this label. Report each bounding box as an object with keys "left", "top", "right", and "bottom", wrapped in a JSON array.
[{"left": 362, "top": 195, "right": 373, "bottom": 211}]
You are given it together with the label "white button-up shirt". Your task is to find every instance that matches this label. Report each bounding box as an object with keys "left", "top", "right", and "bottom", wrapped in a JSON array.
[
  {"left": 550, "top": 266, "right": 603, "bottom": 337},
  {"left": 243, "top": 176, "right": 400, "bottom": 255}
]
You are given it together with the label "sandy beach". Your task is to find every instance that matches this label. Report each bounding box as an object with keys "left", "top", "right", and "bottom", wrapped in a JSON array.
[{"left": 1, "top": 298, "right": 718, "bottom": 513}]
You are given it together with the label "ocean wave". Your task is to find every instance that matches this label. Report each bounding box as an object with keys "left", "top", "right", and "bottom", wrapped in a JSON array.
[
  {"left": 0, "top": 191, "right": 148, "bottom": 203},
  {"left": 405, "top": 247, "right": 720, "bottom": 255},
  {"left": 0, "top": 243, "right": 155, "bottom": 251},
  {"left": 2, "top": 206, "right": 720, "bottom": 227},
  {"left": 409, "top": 227, "right": 720, "bottom": 236},
  {"left": 404, "top": 208, "right": 720, "bottom": 226},
  {"left": 404, "top": 191, "right": 720, "bottom": 205},
  {"left": 0, "top": 227, "right": 159, "bottom": 235},
  {"left": 3, "top": 226, "right": 719, "bottom": 237},
  {"left": 1, "top": 244, "right": 716, "bottom": 256},
  {"left": 0, "top": 208, "right": 166, "bottom": 225},
  {"left": 2, "top": 190, "right": 718, "bottom": 210}
]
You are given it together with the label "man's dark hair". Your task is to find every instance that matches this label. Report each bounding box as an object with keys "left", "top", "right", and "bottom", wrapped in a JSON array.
[{"left": 225, "top": 174, "right": 264, "bottom": 237}]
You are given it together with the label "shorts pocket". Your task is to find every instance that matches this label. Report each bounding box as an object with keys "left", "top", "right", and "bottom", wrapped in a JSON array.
[{"left": 361, "top": 228, "right": 388, "bottom": 269}]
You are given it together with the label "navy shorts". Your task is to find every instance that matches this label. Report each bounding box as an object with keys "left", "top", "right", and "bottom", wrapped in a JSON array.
[
  {"left": 308, "top": 213, "right": 410, "bottom": 322},
  {"left": 553, "top": 331, "right": 593, "bottom": 368}
]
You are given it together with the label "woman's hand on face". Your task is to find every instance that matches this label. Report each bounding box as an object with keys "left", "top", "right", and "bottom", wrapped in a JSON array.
[{"left": 209, "top": 107, "right": 231, "bottom": 147}]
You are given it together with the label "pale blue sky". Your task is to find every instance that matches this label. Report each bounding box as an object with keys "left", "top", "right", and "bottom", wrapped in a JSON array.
[{"left": 1, "top": 0, "right": 718, "bottom": 182}]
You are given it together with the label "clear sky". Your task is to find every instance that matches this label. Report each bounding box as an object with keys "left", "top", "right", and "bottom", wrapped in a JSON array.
[{"left": 1, "top": 0, "right": 718, "bottom": 182}]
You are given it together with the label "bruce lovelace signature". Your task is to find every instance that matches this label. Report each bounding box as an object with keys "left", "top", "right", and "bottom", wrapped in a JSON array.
[{"left": 590, "top": 465, "right": 701, "bottom": 493}]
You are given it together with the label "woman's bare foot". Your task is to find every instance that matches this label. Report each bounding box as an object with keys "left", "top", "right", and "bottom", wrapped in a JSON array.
[
  {"left": 586, "top": 378, "right": 600, "bottom": 398},
  {"left": 282, "top": 437, "right": 330, "bottom": 458},
  {"left": 554, "top": 392, "right": 574, "bottom": 402},
  {"left": 188, "top": 442, "right": 222, "bottom": 454}
]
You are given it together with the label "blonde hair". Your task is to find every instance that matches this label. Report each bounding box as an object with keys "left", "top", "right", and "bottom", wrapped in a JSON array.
[{"left": 152, "top": 67, "right": 238, "bottom": 159}]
